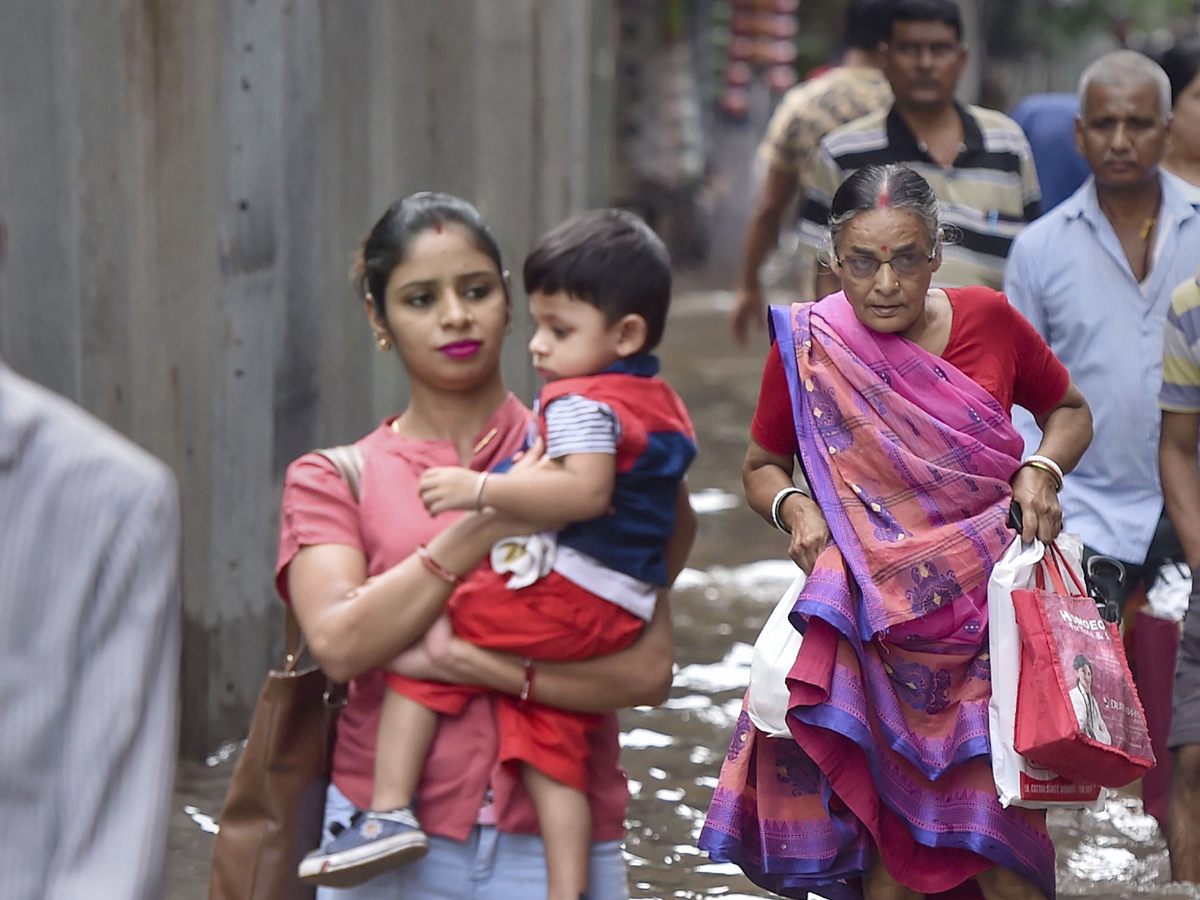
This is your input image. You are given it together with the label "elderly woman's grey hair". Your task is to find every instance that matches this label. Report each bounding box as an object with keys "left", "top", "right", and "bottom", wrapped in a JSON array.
[
  {"left": 1077, "top": 49, "right": 1172, "bottom": 121},
  {"left": 826, "top": 164, "right": 944, "bottom": 258}
]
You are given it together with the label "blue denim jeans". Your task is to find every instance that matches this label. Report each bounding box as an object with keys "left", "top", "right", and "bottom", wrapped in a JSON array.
[{"left": 315, "top": 783, "right": 630, "bottom": 900}]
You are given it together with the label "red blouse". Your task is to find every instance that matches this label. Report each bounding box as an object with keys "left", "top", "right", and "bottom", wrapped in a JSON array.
[
  {"left": 275, "top": 393, "right": 628, "bottom": 842},
  {"left": 751, "top": 286, "right": 1071, "bottom": 456}
]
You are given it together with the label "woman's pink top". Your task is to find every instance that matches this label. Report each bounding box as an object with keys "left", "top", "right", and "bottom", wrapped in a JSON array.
[{"left": 275, "top": 393, "right": 629, "bottom": 842}]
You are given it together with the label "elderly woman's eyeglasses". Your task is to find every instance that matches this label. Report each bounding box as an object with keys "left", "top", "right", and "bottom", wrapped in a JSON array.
[{"left": 834, "top": 250, "right": 935, "bottom": 280}]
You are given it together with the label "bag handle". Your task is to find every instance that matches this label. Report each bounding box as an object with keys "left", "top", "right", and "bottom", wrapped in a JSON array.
[
  {"left": 1036, "top": 541, "right": 1088, "bottom": 598},
  {"left": 281, "top": 445, "right": 364, "bottom": 676}
]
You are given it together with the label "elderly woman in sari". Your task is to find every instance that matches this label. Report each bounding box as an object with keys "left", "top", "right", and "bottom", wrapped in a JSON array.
[{"left": 700, "top": 164, "right": 1093, "bottom": 900}]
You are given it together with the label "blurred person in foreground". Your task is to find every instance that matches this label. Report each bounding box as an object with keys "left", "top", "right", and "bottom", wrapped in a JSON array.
[
  {"left": 1159, "top": 35, "right": 1200, "bottom": 190},
  {"left": 1155, "top": 266, "right": 1200, "bottom": 881},
  {"left": 1005, "top": 49, "right": 1200, "bottom": 615},
  {"left": 699, "top": 163, "right": 1091, "bottom": 900},
  {"left": 800, "top": 0, "right": 1040, "bottom": 300},
  {"left": 0, "top": 226, "right": 182, "bottom": 900},
  {"left": 730, "top": 0, "right": 896, "bottom": 343}
]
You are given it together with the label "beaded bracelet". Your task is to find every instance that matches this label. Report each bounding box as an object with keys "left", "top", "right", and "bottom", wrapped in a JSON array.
[
  {"left": 770, "top": 485, "right": 810, "bottom": 533},
  {"left": 1020, "top": 454, "right": 1064, "bottom": 492},
  {"left": 519, "top": 657, "right": 536, "bottom": 705},
  {"left": 417, "top": 544, "right": 462, "bottom": 585}
]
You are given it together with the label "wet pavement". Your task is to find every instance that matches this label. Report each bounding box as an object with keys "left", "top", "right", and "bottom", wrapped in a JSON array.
[{"left": 166, "top": 285, "right": 1200, "bottom": 899}]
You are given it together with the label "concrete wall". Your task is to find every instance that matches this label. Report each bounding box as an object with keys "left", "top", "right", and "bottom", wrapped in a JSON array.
[{"left": 0, "top": 0, "right": 612, "bottom": 757}]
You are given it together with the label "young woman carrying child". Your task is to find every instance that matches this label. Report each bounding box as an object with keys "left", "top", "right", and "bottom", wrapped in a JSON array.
[
  {"left": 281, "top": 193, "right": 695, "bottom": 900},
  {"left": 297, "top": 207, "right": 696, "bottom": 900}
]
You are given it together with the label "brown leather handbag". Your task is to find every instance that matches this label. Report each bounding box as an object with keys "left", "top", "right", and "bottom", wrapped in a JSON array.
[{"left": 207, "top": 445, "right": 360, "bottom": 900}]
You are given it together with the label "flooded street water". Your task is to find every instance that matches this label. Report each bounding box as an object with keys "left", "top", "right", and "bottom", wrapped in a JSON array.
[{"left": 166, "top": 285, "right": 1200, "bottom": 899}]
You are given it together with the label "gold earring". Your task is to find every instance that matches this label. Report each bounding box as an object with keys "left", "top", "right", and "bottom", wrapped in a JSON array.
[{"left": 376, "top": 335, "right": 392, "bottom": 351}]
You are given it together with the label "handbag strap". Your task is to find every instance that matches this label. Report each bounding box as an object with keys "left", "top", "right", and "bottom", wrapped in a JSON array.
[
  {"left": 281, "top": 444, "right": 364, "bottom": 675},
  {"left": 283, "top": 606, "right": 307, "bottom": 674},
  {"left": 316, "top": 444, "right": 364, "bottom": 504}
]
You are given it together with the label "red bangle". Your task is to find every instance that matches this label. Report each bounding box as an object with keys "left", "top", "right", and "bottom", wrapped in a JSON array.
[
  {"left": 519, "top": 657, "right": 536, "bottom": 705},
  {"left": 417, "top": 544, "right": 462, "bottom": 585}
]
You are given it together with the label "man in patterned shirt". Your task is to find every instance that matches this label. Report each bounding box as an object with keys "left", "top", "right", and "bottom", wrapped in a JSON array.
[
  {"left": 1157, "top": 267, "right": 1200, "bottom": 882},
  {"left": 729, "top": 0, "right": 895, "bottom": 343}
]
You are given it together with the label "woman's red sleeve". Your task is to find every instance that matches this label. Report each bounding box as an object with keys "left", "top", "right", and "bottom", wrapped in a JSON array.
[
  {"left": 750, "top": 341, "right": 799, "bottom": 456},
  {"left": 1007, "top": 303, "right": 1071, "bottom": 416}
]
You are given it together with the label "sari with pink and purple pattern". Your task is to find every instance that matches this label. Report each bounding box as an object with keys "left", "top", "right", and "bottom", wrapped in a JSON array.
[{"left": 698, "top": 295, "right": 1054, "bottom": 900}]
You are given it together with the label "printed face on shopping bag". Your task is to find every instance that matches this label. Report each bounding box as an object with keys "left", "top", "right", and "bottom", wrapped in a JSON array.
[{"left": 1075, "top": 660, "right": 1092, "bottom": 693}]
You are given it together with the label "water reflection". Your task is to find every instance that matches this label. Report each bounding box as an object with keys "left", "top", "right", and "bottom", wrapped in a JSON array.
[
  {"left": 689, "top": 487, "right": 742, "bottom": 515},
  {"left": 183, "top": 805, "right": 219, "bottom": 835},
  {"left": 619, "top": 559, "right": 793, "bottom": 899}
]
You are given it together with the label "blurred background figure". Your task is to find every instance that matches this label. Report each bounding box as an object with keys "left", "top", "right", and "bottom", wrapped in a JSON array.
[
  {"left": 1106, "top": 3, "right": 1150, "bottom": 55},
  {"left": 728, "top": 0, "right": 896, "bottom": 343},
  {"left": 1160, "top": 34, "right": 1200, "bottom": 189},
  {"left": 0, "top": 223, "right": 183, "bottom": 900},
  {"left": 1010, "top": 92, "right": 1091, "bottom": 214}
]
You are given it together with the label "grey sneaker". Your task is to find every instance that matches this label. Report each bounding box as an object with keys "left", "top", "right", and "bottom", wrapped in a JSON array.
[{"left": 297, "top": 807, "right": 429, "bottom": 888}]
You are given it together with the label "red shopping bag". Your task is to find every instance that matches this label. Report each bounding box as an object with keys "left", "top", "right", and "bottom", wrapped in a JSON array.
[
  {"left": 988, "top": 536, "right": 1103, "bottom": 808},
  {"left": 1012, "top": 543, "right": 1155, "bottom": 787}
]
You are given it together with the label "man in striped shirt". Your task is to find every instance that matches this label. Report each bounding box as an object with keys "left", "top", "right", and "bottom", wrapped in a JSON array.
[
  {"left": 0, "top": 355, "right": 182, "bottom": 900},
  {"left": 1158, "top": 267, "right": 1200, "bottom": 882},
  {"left": 799, "top": 0, "right": 1040, "bottom": 297}
]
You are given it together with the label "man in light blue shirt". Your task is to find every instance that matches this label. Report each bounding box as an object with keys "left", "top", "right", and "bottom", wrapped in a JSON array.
[{"left": 1005, "top": 50, "right": 1200, "bottom": 604}]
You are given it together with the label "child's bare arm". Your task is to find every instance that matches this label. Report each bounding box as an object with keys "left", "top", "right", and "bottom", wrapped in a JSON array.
[{"left": 418, "top": 452, "right": 615, "bottom": 522}]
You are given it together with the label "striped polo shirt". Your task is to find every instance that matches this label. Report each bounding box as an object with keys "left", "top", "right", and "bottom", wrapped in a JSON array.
[
  {"left": 1160, "top": 268, "right": 1200, "bottom": 413},
  {"left": 799, "top": 102, "right": 1041, "bottom": 290}
]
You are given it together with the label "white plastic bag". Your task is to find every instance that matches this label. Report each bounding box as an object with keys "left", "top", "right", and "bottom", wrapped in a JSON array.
[
  {"left": 746, "top": 570, "right": 806, "bottom": 739},
  {"left": 1147, "top": 561, "right": 1191, "bottom": 622},
  {"left": 987, "top": 533, "right": 1105, "bottom": 809}
]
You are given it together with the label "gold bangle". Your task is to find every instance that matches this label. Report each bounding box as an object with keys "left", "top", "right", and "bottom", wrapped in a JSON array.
[{"left": 1020, "top": 459, "right": 1063, "bottom": 492}]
